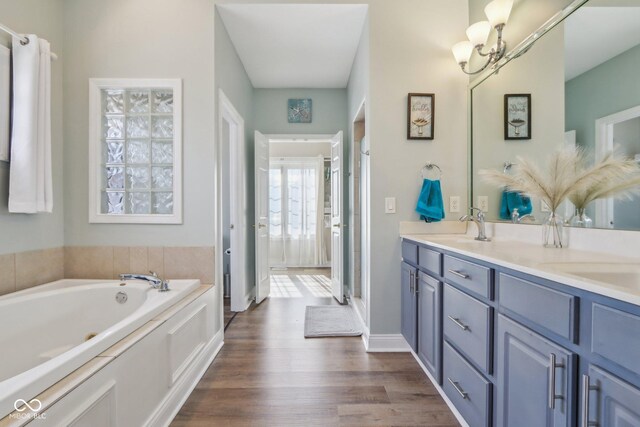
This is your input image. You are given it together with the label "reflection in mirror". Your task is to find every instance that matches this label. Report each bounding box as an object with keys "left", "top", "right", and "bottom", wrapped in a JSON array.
[{"left": 472, "top": 0, "right": 640, "bottom": 231}]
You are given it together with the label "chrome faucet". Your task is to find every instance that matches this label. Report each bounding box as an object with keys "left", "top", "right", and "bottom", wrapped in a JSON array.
[
  {"left": 511, "top": 208, "right": 536, "bottom": 224},
  {"left": 119, "top": 271, "right": 170, "bottom": 292},
  {"left": 460, "top": 207, "right": 491, "bottom": 242}
]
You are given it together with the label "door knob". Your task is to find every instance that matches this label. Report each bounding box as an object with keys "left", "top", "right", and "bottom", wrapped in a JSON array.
[
  {"left": 333, "top": 223, "right": 341, "bottom": 228},
  {"left": 258, "top": 223, "right": 267, "bottom": 229}
]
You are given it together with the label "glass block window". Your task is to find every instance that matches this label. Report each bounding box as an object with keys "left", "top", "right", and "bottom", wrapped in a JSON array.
[{"left": 89, "top": 79, "right": 181, "bottom": 224}]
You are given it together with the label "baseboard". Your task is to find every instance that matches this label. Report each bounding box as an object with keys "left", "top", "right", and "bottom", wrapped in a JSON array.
[
  {"left": 365, "top": 334, "right": 411, "bottom": 352},
  {"left": 349, "top": 299, "right": 370, "bottom": 351},
  {"left": 147, "top": 329, "right": 224, "bottom": 427},
  {"left": 411, "top": 351, "right": 470, "bottom": 427}
]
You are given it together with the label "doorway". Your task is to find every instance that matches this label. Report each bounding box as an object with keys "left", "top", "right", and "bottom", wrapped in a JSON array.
[
  {"left": 253, "top": 132, "right": 345, "bottom": 304},
  {"left": 218, "top": 90, "right": 250, "bottom": 314},
  {"left": 595, "top": 105, "right": 640, "bottom": 228}
]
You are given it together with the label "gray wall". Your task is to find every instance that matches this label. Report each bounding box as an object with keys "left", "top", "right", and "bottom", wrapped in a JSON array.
[
  {"left": 254, "top": 89, "right": 348, "bottom": 136},
  {"left": 366, "top": 0, "right": 469, "bottom": 334},
  {"left": 565, "top": 44, "right": 640, "bottom": 153},
  {"left": 63, "top": 0, "right": 217, "bottom": 247},
  {"left": 0, "top": 0, "right": 65, "bottom": 255},
  {"left": 214, "top": 9, "right": 256, "bottom": 297},
  {"left": 472, "top": 25, "right": 565, "bottom": 222}
]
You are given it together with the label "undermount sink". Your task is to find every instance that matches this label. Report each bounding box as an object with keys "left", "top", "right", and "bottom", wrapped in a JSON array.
[{"left": 540, "top": 262, "right": 640, "bottom": 290}]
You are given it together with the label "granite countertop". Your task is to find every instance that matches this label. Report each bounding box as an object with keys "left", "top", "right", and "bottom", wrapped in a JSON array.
[{"left": 401, "top": 233, "right": 640, "bottom": 306}]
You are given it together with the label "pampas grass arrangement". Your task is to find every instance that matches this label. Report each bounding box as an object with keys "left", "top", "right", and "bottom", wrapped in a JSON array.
[
  {"left": 479, "top": 145, "right": 640, "bottom": 247},
  {"left": 480, "top": 146, "right": 640, "bottom": 213}
]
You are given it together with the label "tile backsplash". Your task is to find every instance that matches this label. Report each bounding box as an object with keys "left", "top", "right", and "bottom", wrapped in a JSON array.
[{"left": 0, "top": 246, "right": 214, "bottom": 297}]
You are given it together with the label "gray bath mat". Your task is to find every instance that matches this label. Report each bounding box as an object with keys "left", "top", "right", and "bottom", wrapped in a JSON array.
[{"left": 304, "top": 305, "right": 363, "bottom": 338}]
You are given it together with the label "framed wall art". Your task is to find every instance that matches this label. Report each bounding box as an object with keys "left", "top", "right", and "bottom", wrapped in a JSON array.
[
  {"left": 288, "top": 98, "right": 312, "bottom": 123},
  {"left": 504, "top": 94, "right": 531, "bottom": 140},
  {"left": 407, "top": 93, "right": 434, "bottom": 140}
]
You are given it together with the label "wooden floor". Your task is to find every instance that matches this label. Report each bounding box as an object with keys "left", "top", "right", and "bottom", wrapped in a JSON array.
[{"left": 172, "top": 272, "right": 459, "bottom": 426}]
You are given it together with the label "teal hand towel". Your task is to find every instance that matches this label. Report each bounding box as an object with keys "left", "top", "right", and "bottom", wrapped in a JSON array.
[
  {"left": 416, "top": 179, "right": 445, "bottom": 222},
  {"left": 499, "top": 189, "right": 532, "bottom": 220}
]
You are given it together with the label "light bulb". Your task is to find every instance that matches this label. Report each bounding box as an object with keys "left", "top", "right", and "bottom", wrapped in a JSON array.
[
  {"left": 466, "top": 21, "right": 491, "bottom": 47},
  {"left": 451, "top": 41, "right": 474, "bottom": 65},
  {"left": 485, "top": 0, "right": 513, "bottom": 28}
]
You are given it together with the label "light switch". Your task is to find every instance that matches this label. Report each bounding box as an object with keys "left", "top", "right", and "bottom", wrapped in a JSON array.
[{"left": 385, "top": 197, "right": 396, "bottom": 214}]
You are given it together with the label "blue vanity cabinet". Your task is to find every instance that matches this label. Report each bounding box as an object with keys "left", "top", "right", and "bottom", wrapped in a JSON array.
[
  {"left": 417, "top": 271, "right": 442, "bottom": 383},
  {"left": 582, "top": 365, "right": 640, "bottom": 427},
  {"left": 496, "top": 315, "right": 575, "bottom": 427},
  {"left": 401, "top": 261, "right": 418, "bottom": 352}
]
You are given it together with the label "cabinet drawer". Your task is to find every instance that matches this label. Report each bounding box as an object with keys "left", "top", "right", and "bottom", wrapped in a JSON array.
[
  {"left": 499, "top": 273, "right": 576, "bottom": 342},
  {"left": 592, "top": 303, "right": 640, "bottom": 376},
  {"left": 444, "top": 255, "right": 492, "bottom": 299},
  {"left": 402, "top": 240, "right": 418, "bottom": 265},
  {"left": 418, "top": 246, "right": 442, "bottom": 276},
  {"left": 444, "top": 284, "right": 492, "bottom": 374},
  {"left": 443, "top": 342, "right": 492, "bottom": 427}
]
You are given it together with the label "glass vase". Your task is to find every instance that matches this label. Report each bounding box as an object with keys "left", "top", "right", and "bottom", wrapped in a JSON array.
[
  {"left": 569, "top": 208, "right": 593, "bottom": 228},
  {"left": 543, "top": 212, "right": 566, "bottom": 248}
]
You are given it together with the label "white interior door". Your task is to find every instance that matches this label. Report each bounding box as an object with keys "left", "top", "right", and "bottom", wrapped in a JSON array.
[
  {"left": 219, "top": 90, "right": 248, "bottom": 312},
  {"left": 254, "top": 131, "right": 270, "bottom": 304},
  {"left": 330, "top": 131, "right": 344, "bottom": 303}
]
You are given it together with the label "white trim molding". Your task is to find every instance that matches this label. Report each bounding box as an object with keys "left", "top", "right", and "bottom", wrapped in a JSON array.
[
  {"left": 88, "top": 78, "right": 183, "bottom": 224},
  {"left": 412, "top": 351, "right": 470, "bottom": 427},
  {"left": 364, "top": 334, "right": 411, "bottom": 353}
]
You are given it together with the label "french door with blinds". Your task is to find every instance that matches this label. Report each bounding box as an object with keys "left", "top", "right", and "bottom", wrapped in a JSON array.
[{"left": 269, "top": 156, "right": 328, "bottom": 267}]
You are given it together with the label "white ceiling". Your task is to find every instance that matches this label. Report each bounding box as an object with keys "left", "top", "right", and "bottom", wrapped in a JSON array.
[
  {"left": 217, "top": 4, "right": 368, "bottom": 89},
  {"left": 564, "top": 6, "right": 640, "bottom": 81}
]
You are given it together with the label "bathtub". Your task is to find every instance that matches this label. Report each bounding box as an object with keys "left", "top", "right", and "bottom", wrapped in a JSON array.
[{"left": 0, "top": 278, "right": 200, "bottom": 419}]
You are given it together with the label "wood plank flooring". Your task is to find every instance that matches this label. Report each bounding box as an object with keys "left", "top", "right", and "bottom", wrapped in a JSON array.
[{"left": 172, "top": 272, "right": 459, "bottom": 426}]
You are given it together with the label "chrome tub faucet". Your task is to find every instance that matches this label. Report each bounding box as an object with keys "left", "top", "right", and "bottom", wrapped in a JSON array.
[{"left": 119, "top": 271, "right": 170, "bottom": 292}]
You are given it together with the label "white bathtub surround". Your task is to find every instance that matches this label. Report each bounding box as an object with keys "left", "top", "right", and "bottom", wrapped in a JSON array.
[
  {"left": 9, "top": 35, "right": 53, "bottom": 213},
  {"left": 0, "top": 246, "right": 215, "bottom": 298},
  {"left": 0, "top": 283, "right": 221, "bottom": 427},
  {"left": 0, "top": 278, "right": 202, "bottom": 419}
]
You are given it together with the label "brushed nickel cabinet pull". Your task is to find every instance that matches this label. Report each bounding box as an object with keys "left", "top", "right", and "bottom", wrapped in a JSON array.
[
  {"left": 448, "top": 269, "right": 470, "bottom": 279},
  {"left": 448, "top": 377, "right": 468, "bottom": 399},
  {"left": 581, "top": 374, "right": 599, "bottom": 427},
  {"left": 548, "top": 353, "right": 565, "bottom": 409},
  {"left": 448, "top": 315, "right": 470, "bottom": 331}
]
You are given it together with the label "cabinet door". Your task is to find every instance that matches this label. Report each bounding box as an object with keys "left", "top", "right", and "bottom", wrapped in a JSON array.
[
  {"left": 401, "top": 262, "right": 418, "bottom": 351},
  {"left": 417, "top": 272, "right": 442, "bottom": 383},
  {"left": 497, "top": 315, "right": 575, "bottom": 427},
  {"left": 582, "top": 365, "right": 640, "bottom": 427}
]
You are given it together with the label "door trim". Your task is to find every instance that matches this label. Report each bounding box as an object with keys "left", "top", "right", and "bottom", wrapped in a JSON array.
[{"left": 217, "top": 89, "right": 248, "bottom": 312}]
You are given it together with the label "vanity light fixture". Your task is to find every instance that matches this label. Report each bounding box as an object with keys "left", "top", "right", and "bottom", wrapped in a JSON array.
[{"left": 451, "top": 0, "right": 513, "bottom": 75}]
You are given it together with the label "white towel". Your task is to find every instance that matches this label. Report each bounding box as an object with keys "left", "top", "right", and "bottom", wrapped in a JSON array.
[
  {"left": 0, "top": 45, "right": 9, "bottom": 162},
  {"left": 9, "top": 35, "right": 53, "bottom": 213}
]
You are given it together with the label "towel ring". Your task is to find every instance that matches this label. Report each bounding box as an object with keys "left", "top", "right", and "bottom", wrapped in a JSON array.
[
  {"left": 421, "top": 162, "right": 442, "bottom": 179},
  {"left": 503, "top": 161, "right": 516, "bottom": 174}
]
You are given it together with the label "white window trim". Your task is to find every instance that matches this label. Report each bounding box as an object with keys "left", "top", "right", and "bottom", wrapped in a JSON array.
[{"left": 88, "top": 78, "right": 183, "bottom": 224}]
